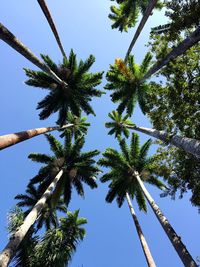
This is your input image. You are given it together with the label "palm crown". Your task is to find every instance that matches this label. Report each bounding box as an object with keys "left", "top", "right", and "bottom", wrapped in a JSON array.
[
  {"left": 98, "top": 133, "right": 165, "bottom": 210},
  {"left": 15, "top": 184, "right": 67, "bottom": 230},
  {"left": 105, "top": 110, "right": 135, "bottom": 138},
  {"left": 109, "top": 0, "right": 163, "bottom": 32},
  {"left": 24, "top": 49, "right": 104, "bottom": 126},
  {"left": 105, "top": 53, "right": 152, "bottom": 115},
  {"left": 28, "top": 133, "right": 100, "bottom": 206}
]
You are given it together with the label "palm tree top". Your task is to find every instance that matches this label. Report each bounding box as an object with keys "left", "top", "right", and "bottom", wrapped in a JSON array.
[
  {"left": 105, "top": 53, "right": 152, "bottom": 115},
  {"left": 109, "top": 0, "right": 163, "bottom": 32},
  {"left": 28, "top": 133, "right": 101, "bottom": 206},
  {"left": 105, "top": 110, "right": 135, "bottom": 138},
  {"left": 98, "top": 133, "right": 165, "bottom": 210},
  {"left": 59, "top": 112, "right": 90, "bottom": 139},
  {"left": 24, "top": 49, "right": 104, "bottom": 126}
]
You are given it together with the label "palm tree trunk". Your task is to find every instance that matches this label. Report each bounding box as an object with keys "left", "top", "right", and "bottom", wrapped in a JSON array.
[
  {"left": 134, "top": 171, "right": 197, "bottom": 267},
  {"left": 127, "top": 125, "right": 200, "bottom": 159},
  {"left": 125, "top": 192, "right": 157, "bottom": 267},
  {"left": 0, "top": 169, "right": 64, "bottom": 267},
  {"left": 0, "top": 23, "right": 67, "bottom": 87},
  {"left": 37, "top": 0, "right": 67, "bottom": 58},
  {"left": 141, "top": 26, "right": 200, "bottom": 82},
  {"left": 124, "top": 0, "right": 158, "bottom": 63},
  {"left": 0, "top": 124, "right": 73, "bottom": 150}
]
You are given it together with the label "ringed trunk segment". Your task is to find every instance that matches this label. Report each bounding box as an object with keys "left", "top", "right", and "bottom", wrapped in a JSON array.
[
  {"left": 124, "top": 0, "right": 158, "bottom": 63},
  {"left": 0, "top": 124, "right": 73, "bottom": 151},
  {"left": 126, "top": 192, "right": 157, "bottom": 267},
  {"left": 134, "top": 171, "right": 198, "bottom": 267},
  {"left": 127, "top": 125, "right": 200, "bottom": 159},
  {"left": 0, "top": 169, "right": 64, "bottom": 267},
  {"left": 141, "top": 26, "right": 200, "bottom": 82},
  {"left": 37, "top": 0, "right": 67, "bottom": 59},
  {"left": 0, "top": 23, "right": 68, "bottom": 87}
]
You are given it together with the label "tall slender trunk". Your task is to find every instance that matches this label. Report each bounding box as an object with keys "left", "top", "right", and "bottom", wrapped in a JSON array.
[
  {"left": 127, "top": 125, "right": 200, "bottom": 159},
  {"left": 124, "top": 0, "right": 158, "bottom": 63},
  {"left": 125, "top": 192, "right": 156, "bottom": 267},
  {"left": 0, "top": 124, "right": 73, "bottom": 150},
  {"left": 0, "top": 23, "right": 67, "bottom": 87},
  {"left": 0, "top": 169, "right": 64, "bottom": 267},
  {"left": 134, "top": 171, "right": 197, "bottom": 267},
  {"left": 141, "top": 26, "right": 200, "bottom": 81},
  {"left": 37, "top": 0, "right": 67, "bottom": 58}
]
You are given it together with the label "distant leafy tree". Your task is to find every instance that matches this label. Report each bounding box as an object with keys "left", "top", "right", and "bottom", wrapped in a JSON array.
[
  {"left": 105, "top": 53, "right": 152, "bottom": 115},
  {"left": 24, "top": 50, "right": 104, "bottom": 125},
  {"left": 109, "top": 0, "right": 163, "bottom": 32},
  {"left": 15, "top": 184, "right": 67, "bottom": 230},
  {"left": 146, "top": 33, "right": 200, "bottom": 208},
  {"left": 98, "top": 133, "right": 197, "bottom": 266}
]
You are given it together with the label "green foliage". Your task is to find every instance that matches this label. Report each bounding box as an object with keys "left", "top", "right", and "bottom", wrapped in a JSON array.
[
  {"left": 105, "top": 54, "right": 152, "bottom": 115},
  {"left": 105, "top": 110, "right": 135, "bottom": 138},
  {"left": 59, "top": 112, "right": 90, "bottom": 139},
  {"left": 98, "top": 133, "right": 165, "bottom": 210},
  {"left": 109, "top": 0, "right": 163, "bottom": 32},
  {"left": 15, "top": 184, "right": 67, "bottom": 230},
  {"left": 24, "top": 50, "right": 104, "bottom": 126},
  {"left": 29, "top": 133, "right": 100, "bottom": 207},
  {"left": 146, "top": 32, "right": 200, "bottom": 208}
]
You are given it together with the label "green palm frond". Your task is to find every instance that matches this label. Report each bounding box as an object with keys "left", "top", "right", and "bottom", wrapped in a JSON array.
[
  {"left": 28, "top": 153, "right": 53, "bottom": 164},
  {"left": 45, "top": 134, "right": 64, "bottom": 158}
]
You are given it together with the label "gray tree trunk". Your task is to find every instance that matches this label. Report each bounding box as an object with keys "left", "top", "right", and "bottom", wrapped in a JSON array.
[
  {"left": 124, "top": 0, "right": 158, "bottom": 63},
  {"left": 37, "top": 0, "right": 67, "bottom": 58},
  {"left": 0, "top": 23, "right": 67, "bottom": 87},
  {"left": 141, "top": 26, "right": 200, "bottom": 81},
  {"left": 134, "top": 171, "right": 197, "bottom": 267},
  {"left": 0, "top": 124, "right": 73, "bottom": 150},
  {"left": 126, "top": 192, "right": 157, "bottom": 267},
  {"left": 0, "top": 169, "right": 64, "bottom": 267},
  {"left": 127, "top": 125, "right": 200, "bottom": 159}
]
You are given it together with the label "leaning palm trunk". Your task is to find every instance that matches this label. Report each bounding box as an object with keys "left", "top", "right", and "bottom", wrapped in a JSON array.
[
  {"left": 37, "top": 0, "right": 67, "bottom": 58},
  {"left": 134, "top": 171, "right": 197, "bottom": 267},
  {"left": 126, "top": 192, "right": 156, "bottom": 267},
  {"left": 0, "top": 23, "right": 67, "bottom": 86},
  {"left": 141, "top": 26, "right": 200, "bottom": 81},
  {"left": 124, "top": 0, "right": 158, "bottom": 63},
  {"left": 0, "top": 124, "right": 73, "bottom": 150},
  {"left": 0, "top": 169, "right": 64, "bottom": 267},
  {"left": 126, "top": 125, "right": 200, "bottom": 159}
]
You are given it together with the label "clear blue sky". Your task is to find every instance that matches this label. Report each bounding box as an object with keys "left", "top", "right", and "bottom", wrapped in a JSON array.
[{"left": 0, "top": 1, "right": 199, "bottom": 267}]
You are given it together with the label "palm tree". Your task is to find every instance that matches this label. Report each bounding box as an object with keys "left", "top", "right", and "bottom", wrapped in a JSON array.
[
  {"left": 106, "top": 111, "right": 200, "bottom": 159},
  {"left": 109, "top": 0, "right": 162, "bottom": 32},
  {"left": 24, "top": 50, "right": 104, "bottom": 125},
  {"left": 37, "top": 0, "right": 67, "bottom": 58},
  {"left": 0, "top": 23, "right": 67, "bottom": 86},
  {"left": 98, "top": 133, "right": 197, "bottom": 267},
  {"left": 124, "top": 0, "right": 161, "bottom": 62},
  {"left": 0, "top": 123, "right": 73, "bottom": 151},
  {"left": 105, "top": 53, "right": 152, "bottom": 115},
  {"left": 15, "top": 184, "right": 67, "bottom": 230},
  {"left": 141, "top": 26, "right": 200, "bottom": 81},
  {"left": 32, "top": 210, "right": 87, "bottom": 267},
  {"left": 0, "top": 134, "right": 100, "bottom": 266}
]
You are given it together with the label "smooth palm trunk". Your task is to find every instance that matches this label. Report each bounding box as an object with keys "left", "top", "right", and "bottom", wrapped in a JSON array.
[
  {"left": 141, "top": 26, "right": 200, "bottom": 81},
  {"left": 127, "top": 125, "right": 200, "bottom": 159},
  {"left": 0, "top": 124, "right": 73, "bottom": 150},
  {"left": 124, "top": 0, "right": 158, "bottom": 62},
  {"left": 126, "top": 192, "right": 156, "bottom": 267},
  {"left": 0, "top": 23, "right": 67, "bottom": 86},
  {"left": 0, "top": 169, "right": 64, "bottom": 267},
  {"left": 134, "top": 171, "right": 197, "bottom": 267},
  {"left": 37, "top": 0, "right": 67, "bottom": 58}
]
